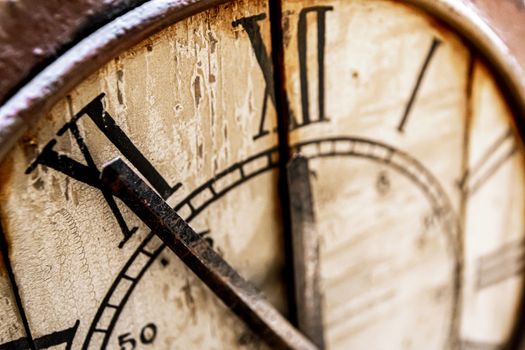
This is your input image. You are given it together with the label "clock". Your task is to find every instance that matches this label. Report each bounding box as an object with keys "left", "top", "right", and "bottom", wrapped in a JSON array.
[{"left": 1, "top": 0, "right": 525, "bottom": 349}]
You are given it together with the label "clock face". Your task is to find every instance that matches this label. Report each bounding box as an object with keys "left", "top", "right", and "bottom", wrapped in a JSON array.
[{"left": 0, "top": 0, "right": 524, "bottom": 349}]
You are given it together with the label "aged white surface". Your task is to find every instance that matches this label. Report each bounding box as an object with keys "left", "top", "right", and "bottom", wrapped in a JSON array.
[{"left": 0, "top": 0, "right": 278, "bottom": 348}]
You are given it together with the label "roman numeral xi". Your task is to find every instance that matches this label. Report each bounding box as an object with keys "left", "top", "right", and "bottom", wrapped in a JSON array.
[{"left": 26, "top": 94, "right": 181, "bottom": 248}]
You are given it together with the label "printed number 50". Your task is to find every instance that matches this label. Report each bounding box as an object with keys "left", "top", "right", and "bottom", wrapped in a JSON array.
[{"left": 118, "top": 323, "right": 157, "bottom": 350}]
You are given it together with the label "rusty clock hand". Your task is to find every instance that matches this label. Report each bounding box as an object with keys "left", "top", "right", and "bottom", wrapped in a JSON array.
[{"left": 100, "top": 158, "right": 318, "bottom": 350}]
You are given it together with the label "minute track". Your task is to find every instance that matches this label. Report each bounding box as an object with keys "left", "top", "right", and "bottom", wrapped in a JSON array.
[
  {"left": 83, "top": 136, "right": 461, "bottom": 348},
  {"left": 100, "top": 158, "right": 319, "bottom": 350}
]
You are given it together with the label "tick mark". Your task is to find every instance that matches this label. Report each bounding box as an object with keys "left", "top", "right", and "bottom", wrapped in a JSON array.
[
  {"left": 476, "top": 239, "right": 525, "bottom": 290},
  {"left": 398, "top": 37, "right": 442, "bottom": 133}
]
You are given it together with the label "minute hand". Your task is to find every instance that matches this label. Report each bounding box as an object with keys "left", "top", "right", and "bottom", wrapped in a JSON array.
[
  {"left": 100, "top": 158, "right": 318, "bottom": 350},
  {"left": 287, "top": 155, "right": 325, "bottom": 348}
]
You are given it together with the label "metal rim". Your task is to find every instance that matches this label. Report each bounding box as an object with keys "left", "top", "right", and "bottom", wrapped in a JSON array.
[{"left": 0, "top": 0, "right": 524, "bottom": 161}]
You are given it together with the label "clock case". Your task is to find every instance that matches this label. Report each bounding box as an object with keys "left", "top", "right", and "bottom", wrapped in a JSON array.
[{"left": 0, "top": 0, "right": 525, "bottom": 348}]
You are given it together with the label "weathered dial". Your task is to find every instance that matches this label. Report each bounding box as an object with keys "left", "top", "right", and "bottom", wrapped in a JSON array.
[
  {"left": 0, "top": 0, "right": 524, "bottom": 350},
  {"left": 1, "top": 1, "right": 283, "bottom": 348}
]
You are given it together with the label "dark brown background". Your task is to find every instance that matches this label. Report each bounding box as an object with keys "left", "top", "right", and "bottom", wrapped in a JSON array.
[{"left": 468, "top": 0, "right": 525, "bottom": 64}]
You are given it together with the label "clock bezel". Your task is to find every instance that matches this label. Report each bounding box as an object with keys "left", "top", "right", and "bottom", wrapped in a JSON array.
[
  {"left": 0, "top": 0, "right": 524, "bottom": 348},
  {"left": 0, "top": 0, "right": 524, "bottom": 162}
]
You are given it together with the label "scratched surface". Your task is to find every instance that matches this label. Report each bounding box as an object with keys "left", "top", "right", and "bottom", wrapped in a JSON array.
[
  {"left": 0, "top": 0, "right": 279, "bottom": 348},
  {"left": 0, "top": 249, "right": 25, "bottom": 346}
]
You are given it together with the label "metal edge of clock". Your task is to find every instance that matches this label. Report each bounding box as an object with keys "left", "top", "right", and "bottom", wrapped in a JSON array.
[
  {"left": 405, "top": 0, "right": 525, "bottom": 120},
  {"left": 0, "top": 0, "right": 524, "bottom": 164}
]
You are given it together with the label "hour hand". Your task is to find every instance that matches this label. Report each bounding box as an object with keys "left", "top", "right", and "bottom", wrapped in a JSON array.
[{"left": 100, "top": 158, "right": 318, "bottom": 350}]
